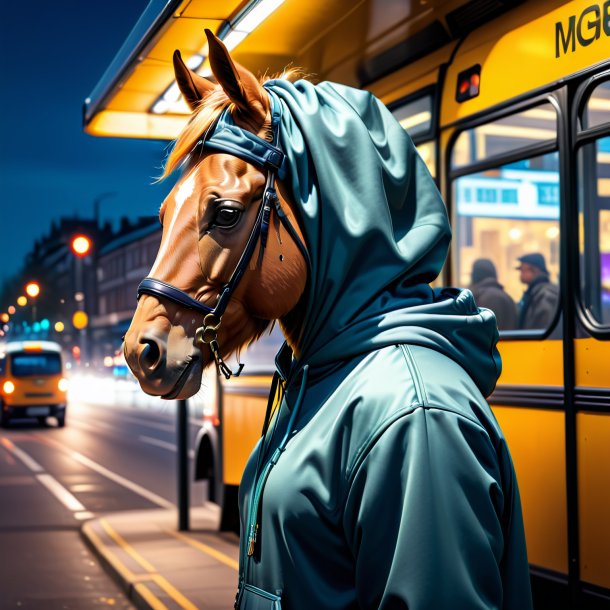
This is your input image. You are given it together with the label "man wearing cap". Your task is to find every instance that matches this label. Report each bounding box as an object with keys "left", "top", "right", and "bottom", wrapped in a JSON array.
[
  {"left": 517, "top": 253, "right": 559, "bottom": 330},
  {"left": 470, "top": 258, "right": 518, "bottom": 330}
]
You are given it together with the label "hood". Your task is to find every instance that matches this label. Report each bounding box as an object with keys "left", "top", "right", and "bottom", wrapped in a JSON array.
[{"left": 265, "top": 80, "right": 501, "bottom": 397}]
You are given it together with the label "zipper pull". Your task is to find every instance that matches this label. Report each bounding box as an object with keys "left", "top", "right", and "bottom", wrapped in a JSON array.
[{"left": 247, "top": 523, "right": 258, "bottom": 556}]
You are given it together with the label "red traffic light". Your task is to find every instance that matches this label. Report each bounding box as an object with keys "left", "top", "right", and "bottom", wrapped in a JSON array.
[{"left": 71, "top": 234, "right": 92, "bottom": 257}]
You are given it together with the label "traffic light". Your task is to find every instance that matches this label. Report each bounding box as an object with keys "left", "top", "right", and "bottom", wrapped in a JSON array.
[
  {"left": 70, "top": 234, "right": 92, "bottom": 257},
  {"left": 25, "top": 282, "right": 40, "bottom": 298}
]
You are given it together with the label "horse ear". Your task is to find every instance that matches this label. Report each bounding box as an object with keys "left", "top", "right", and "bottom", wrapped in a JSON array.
[
  {"left": 173, "top": 49, "right": 216, "bottom": 111},
  {"left": 204, "top": 29, "right": 268, "bottom": 123}
]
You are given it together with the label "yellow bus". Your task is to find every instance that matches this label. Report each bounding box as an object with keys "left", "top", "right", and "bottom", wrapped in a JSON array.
[
  {"left": 85, "top": 1, "right": 610, "bottom": 606},
  {"left": 0, "top": 341, "right": 68, "bottom": 427}
]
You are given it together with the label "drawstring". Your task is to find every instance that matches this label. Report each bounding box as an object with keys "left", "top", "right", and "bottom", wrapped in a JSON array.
[{"left": 245, "top": 365, "right": 309, "bottom": 558}]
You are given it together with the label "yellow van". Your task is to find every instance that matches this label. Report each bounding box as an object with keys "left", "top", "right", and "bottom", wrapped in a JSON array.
[{"left": 0, "top": 341, "right": 68, "bottom": 427}]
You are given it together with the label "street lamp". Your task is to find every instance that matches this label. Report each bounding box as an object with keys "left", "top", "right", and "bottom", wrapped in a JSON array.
[{"left": 17, "top": 296, "right": 27, "bottom": 307}]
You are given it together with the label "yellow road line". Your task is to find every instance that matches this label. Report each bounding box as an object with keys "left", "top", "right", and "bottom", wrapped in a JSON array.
[
  {"left": 100, "top": 518, "right": 200, "bottom": 610},
  {"left": 165, "top": 529, "right": 239, "bottom": 571},
  {"left": 152, "top": 575, "right": 200, "bottom": 610},
  {"left": 100, "top": 518, "right": 158, "bottom": 573},
  {"left": 134, "top": 583, "right": 170, "bottom": 610},
  {"left": 83, "top": 523, "right": 141, "bottom": 584}
]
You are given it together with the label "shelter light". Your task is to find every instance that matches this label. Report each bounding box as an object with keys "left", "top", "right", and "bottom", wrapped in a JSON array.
[
  {"left": 3, "top": 381, "right": 15, "bottom": 394},
  {"left": 508, "top": 227, "right": 523, "bottom": 241},
  {"left": 152, "top": 100, "right": 170, "bottom": 115},
  {"left": 233, "top": 0, "right": 285, "bottom": 35},
  {"left": 186, "top": 54, "right": 204, "bottom": 70},
  {"left": 25, "top": 282, "right": 40, "bottom": 298},
  {"left": 17, "top": 296, "right": 27, "bottom": 307},
  {"left": 8, "top": 306, "right": 15, "bottom": 315},
  {"left": 223, "top": 29, "right": 249, "bottom": 51},
  {"left": 54, "top": 321, "right": 65, "bottom": 332}
]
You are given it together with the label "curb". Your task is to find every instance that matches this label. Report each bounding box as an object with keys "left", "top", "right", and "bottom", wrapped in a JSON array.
[{"left": 81, "top": 519, "right": 159, "bottom": 610}]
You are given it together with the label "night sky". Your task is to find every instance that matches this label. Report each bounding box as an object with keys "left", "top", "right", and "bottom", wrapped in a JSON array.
[{"left": 0, "top": 0, "right": 176, "bottom": 284}]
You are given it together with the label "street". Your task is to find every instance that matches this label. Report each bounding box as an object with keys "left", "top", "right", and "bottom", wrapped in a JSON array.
[{"left": 0, "top": 391, "right": 209, "bottom": 609}]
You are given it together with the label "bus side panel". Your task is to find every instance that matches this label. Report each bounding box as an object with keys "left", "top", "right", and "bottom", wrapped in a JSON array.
[
  {"left": 222, "top": 393, "right": 267, "bottom": 486},
  {"left": 497, "top": 340, "right": 563, "bottom": 386},
  {"left": 492, "top": 406, "right": 568, "bottom": 574},
  {"left": 577, "top": 412, "right": 610, "bottom": 590},
  {"left": 575, "top": 337, "right": 610, "bottom": 387},
  {"left": 575, "top": 337, "right": 610, "bottom": 590}
]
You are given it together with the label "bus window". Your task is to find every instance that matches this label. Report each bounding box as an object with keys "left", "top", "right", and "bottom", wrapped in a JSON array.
[
  {"left": 415, "top": 141, "right": 436, "bottom": 178},
  {"left": 391, "top": 93, "right": 433, "bottom": 138},
  {"left": 452, "top": 103, "right": 557, "bottom": 169},
  {"left": 579, "top": 80, "right": 610, "bottom": 326},
  {"left": 584, "top": 80, "right": 610, "bottom": 130},
  {"left": 391, "top": 93, "right": 436, "bottom": 177},
  {"left": 453, "top": 151, "right": 561, "bottom": 333}
]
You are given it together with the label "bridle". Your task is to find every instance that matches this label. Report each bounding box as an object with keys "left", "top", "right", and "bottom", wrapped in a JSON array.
[{"left": 137, "top": 89, "right": 307, "bottom": 379}]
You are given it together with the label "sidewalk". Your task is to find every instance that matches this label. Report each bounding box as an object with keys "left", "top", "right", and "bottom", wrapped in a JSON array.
[{"left": 81, "top": 504, "right": 240, "bottom": 610}]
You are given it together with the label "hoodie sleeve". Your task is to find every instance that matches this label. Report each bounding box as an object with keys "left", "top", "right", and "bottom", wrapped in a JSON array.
[{"left": 342, "top": 405, "right": 512, "bottom": 610}]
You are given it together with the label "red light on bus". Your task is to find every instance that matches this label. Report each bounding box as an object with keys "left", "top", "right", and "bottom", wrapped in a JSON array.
[{"left": 456, "top": 64, "right": 481, "bottom": 103}]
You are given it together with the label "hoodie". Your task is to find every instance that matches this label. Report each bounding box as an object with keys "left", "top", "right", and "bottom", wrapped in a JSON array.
[{"left": 235, "top": 80, "right": 532, "bottom": 610}]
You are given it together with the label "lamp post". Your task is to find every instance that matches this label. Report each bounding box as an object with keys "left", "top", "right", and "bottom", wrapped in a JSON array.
[{"left": 25, "top": 282, "right": 41, "bottom": 324}]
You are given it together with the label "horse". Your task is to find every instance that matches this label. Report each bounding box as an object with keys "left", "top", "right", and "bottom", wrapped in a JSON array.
[
  {"left": 124, "top": 31, "right": 308, "bottom": 399},
  {"left": 123, "top": 29, "right": 532, "bottom": 610}
]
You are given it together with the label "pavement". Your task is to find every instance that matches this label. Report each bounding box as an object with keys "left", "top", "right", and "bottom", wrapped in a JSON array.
[{"left": 81, "top": 504, "right": 240, "bottom": 610}]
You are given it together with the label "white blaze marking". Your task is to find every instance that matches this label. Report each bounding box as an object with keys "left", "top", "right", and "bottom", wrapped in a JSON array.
[{"left": 150, "top": 170, "right": 197, "bottom": 277}]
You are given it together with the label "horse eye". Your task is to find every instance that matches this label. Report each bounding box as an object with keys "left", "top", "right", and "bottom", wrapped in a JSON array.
[{"left": 213, "top": 207, "right": 242, "bottom": 229}]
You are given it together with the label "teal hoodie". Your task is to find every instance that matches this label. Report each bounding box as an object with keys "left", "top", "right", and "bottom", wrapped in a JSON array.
[{"left": 235, "top": 80, "right": 532, "bottom": 610}]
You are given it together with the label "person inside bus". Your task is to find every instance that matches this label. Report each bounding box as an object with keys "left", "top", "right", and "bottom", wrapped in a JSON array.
[
  {"left": 470, "top": 258, "right": 518, "bottom": 330},
  {"left": 517, "top": 252, "right": 559, "bottom": 330}
]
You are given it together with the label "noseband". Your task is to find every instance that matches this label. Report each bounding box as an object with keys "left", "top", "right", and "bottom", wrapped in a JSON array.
[{"left": 137, "top": 90, "right": 306, "bottom": 378}]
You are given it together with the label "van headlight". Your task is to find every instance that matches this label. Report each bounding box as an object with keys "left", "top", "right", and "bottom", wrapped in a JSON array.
[
  {"left": 58, "top": 378, "right": 69, "bottom": 392},
  {"left": 3, "top": 381, "right": 15, "bottom": 394}
]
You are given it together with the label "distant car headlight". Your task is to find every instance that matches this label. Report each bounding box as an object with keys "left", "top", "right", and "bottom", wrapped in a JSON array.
[
  {"left": 58, "top": 378, "right": 69, "bottom": 392},
  {"left": 3, "top": 381, "right": 15, "bottom": 394}
]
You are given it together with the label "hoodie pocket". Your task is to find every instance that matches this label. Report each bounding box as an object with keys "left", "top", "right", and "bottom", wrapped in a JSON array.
[{"left": 237, "top": 584, "right": 282, "bottom": 609}]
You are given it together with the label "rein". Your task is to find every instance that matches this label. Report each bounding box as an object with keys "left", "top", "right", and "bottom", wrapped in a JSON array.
[{"left": 137, "top": 90, "right": 305, "bottom": 379}]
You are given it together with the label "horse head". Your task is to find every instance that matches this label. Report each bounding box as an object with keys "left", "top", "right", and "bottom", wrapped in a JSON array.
[{"left": 123, "top": 30, "right": 308, "bottom": 399}]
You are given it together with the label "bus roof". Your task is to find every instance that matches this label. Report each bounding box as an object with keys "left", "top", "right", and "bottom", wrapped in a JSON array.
[{"left": 2, "top": 341, "right": 63, "bottom": 354}]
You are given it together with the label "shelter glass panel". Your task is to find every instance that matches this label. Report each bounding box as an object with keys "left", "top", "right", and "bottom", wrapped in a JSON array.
[
  {"left": 451, "top": 103, "right": 557, "bottom": 169},
  {"left": 453, "top": 152, "right": 561, "bottom": 333}
]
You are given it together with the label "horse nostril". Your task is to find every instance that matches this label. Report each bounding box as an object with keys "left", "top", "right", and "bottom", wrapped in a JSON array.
[{"left": 139, "top": 336, "right": 164, "bottom": 372}]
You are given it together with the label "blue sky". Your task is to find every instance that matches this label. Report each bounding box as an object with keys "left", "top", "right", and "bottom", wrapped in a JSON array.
[{"left": 0, "top": 0, "right": 177, "bottom": 283}]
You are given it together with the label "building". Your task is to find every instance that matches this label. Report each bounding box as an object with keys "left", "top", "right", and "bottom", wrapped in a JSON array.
[{"left": 90, "top": 217, "right": 161, "bottom": 369}]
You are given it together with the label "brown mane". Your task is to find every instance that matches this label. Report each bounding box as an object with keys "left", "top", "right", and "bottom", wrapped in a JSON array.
[{"left": 162, "top": 68, "right": 306, "bottom": 179}]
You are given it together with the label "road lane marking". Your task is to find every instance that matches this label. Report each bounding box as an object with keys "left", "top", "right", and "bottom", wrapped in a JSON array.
[
  {"left": 36, "top": 473, "right": 86, "bottom": 511},
  {"left": 100, "top": 518, "right": 199, "bottom": 610},
  {"left": 164, "top": 528, "right": 239, "bottom": 571},
  {"left": 71, "top": 451, "right": 174, "bottom": 509},
  {"left": 1, "top": 437, "right": 44, "bottom": 472},
  {"left": 139, "top": 435, "right": 176, "bottom": 452},
  {"left": 139, "top": 435, "right": 196, "bottom": 459}
]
